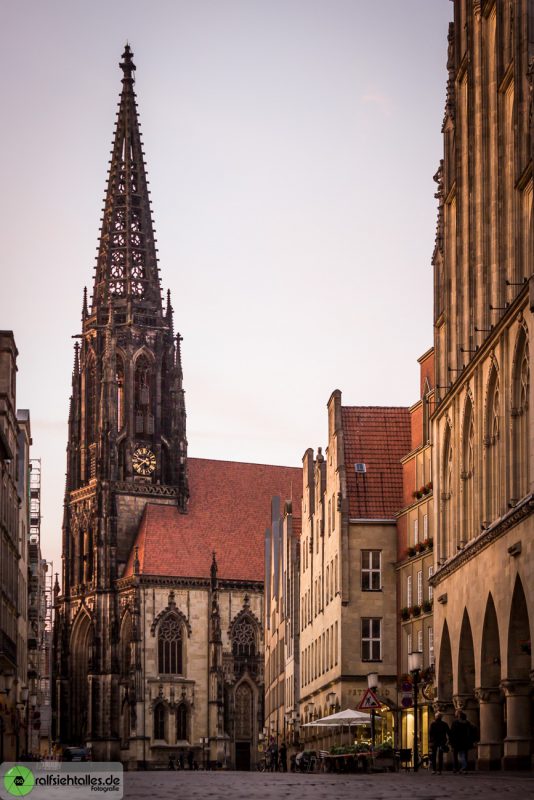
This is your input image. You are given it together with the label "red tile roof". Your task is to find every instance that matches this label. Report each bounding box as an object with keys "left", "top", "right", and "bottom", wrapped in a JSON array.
[
  {"left": 341, "top": 406, "right": 411, "bottom": 519},
  {"left": 124, "top": 457, "right": 301, "bottom": 582}
]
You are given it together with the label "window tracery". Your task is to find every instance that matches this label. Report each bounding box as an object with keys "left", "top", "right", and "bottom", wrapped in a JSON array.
[
  {"left": 232, "top": 616, "right": 257, "bottom": 658},
  {"left": 158, "top": 615, "right": 183, "bottom": 675},
  {"left": 234, "top": 684, "right": 253, "bottom": 740}
]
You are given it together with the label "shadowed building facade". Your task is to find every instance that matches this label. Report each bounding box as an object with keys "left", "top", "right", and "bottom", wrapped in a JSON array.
[
  {"left": 53, "top": 46, "right": 300, "bottom": 768},
  {"left": 432, "top": 1, "right": 534, "bottom": 770}
]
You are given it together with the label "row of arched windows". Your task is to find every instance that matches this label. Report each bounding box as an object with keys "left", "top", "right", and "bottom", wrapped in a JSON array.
[
  {"left": 441, "top": 329, "right": 529, "bottom": 552},
  {"left": 84, "top": 350, "right": 167, "bottom": 444},
  {"left": 119, "top": 610, "right": 259, "bottom": 679}
]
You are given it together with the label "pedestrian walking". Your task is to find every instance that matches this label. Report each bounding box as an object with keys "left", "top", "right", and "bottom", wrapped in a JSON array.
[
  {"left": 449, "top": 709, "right": 470, "bottom": 773},
  {"left": 179, "top": 751, "right": 185, "bottom": 770},
  {"left": 272, "top": 741, "right": 279, "bottom": 772},
  {"left": 187, "top": 748, "right": 194, "bottom": 770},
  {"left": 279, "top": 741, "right": 287, "bottom": 772},
  {"left": 429, "top": 711, "right": 450, "bottom": 774}
]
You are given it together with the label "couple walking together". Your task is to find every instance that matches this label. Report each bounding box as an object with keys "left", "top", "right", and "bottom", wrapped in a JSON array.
[{"left": 429, "top": 709, "right": 478, "bottom": 774}]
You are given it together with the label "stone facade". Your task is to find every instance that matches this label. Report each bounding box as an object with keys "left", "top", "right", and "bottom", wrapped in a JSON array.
[
  {"left": 264, "top": 498, "right": 300, "bottom": 753},
  {"left": 432, "top": 0, "right": 534, "bottom": 770},
  {"left": 396, "top": 349, "right": 436, "bottom": 754},
  {"left": 298, "top": 392, "right": 410, "bottom": 748}
]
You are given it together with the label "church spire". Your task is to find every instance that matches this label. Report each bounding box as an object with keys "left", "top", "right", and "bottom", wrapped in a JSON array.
[{"left": 91, "top": 44, "right": 162, "bottom": 316}]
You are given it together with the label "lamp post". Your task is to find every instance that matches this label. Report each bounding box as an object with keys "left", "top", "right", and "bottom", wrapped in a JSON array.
[
  {"left": 367, "top": 671, "right": 379, "bottom": 750},
  {"left": 408, "top": 651, "right": 423, "bottom": 772}
]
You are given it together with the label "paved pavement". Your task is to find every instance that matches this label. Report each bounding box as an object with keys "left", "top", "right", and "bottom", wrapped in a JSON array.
[{"left": 124, "top": 769, "right": 534, "bottom": 800}]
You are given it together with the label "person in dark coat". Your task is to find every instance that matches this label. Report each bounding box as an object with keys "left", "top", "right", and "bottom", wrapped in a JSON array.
[
  {"left": 187, "top": 748, "right": 194, "bottom": 770},
  {"left": 279, "top": 741, "right": 288, "bottom": 772},
  {"left": 429, "top": 711, "right": 450, "bottom": 774},
  {"left": 449, "top": 709, "right": 470, "bottom": 773}
]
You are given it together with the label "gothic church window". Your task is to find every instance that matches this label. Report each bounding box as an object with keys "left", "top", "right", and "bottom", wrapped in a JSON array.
[
  {"left": 512, "top": 332, "right": 529, "bottom": 500},
  {"left": 134, "top": 355, "right": 154, "bottom": 435},
  {"left": 153, "top": 703, "right": 166, "bottom": 741},
  {"left": 86, "top": 355, "right": 97, "bottom": 444},
  {"left": 158, "top": 615, "right": 184, "bottom": 675},
  {"left": 232, "top": 616, "right": 257, "bottom": 658},
  {"left": 116, "top": 357, "right": 125, "bottom": 430},
  {"left": 485, "top": 367, "right": 502, "bottom": 522},
  {"left": 176, "top": 704, "right": 187, "bottom": 742},
  {"left": 235, "top": 683, "right": 253, "bottom": 740},
  {"left": 461, "top": 397, "right": 475, "bottom": 543}
]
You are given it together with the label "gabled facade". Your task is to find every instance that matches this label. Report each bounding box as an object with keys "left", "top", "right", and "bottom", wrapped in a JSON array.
[
  {"left": 431, "top": 0, "right": 534, "bottom": 770},
  {"left": 298, "top": 392, "right": 410, "bottom": 746}
]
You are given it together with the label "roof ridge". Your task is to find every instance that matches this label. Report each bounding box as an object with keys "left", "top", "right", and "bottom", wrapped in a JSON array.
[{"left": 188, "top": 456, "right": 301, "bottom": 469}]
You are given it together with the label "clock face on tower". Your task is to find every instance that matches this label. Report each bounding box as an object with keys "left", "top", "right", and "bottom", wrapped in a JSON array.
[{"left": 132, "top": 446, "right": 157, "bottom": 476}]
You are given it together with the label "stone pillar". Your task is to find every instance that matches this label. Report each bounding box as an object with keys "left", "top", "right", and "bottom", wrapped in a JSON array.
[
  {"left": 475, "top": 688, "right": 503, "bottom": 770},
  {"left": 501, "top": 680, "right": 532, "bottom": 770}
]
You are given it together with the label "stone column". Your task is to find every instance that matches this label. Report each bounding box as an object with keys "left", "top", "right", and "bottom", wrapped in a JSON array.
[
  {"left": 501, "top": 680, "right": 532, "bottom": 770},
  {"left": 475, "top": 688, "right": 503, "bottom": 770}
]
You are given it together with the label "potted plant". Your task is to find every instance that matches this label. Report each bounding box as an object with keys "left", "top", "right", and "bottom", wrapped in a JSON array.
[
  {"left": 400, "top": 607, "right": 410, "bottom": 621},
  {"left": 415, "top": 542, "right": 425, "bottom": 553},
  {"left": 422, "top": 599, "right": 433, "bottom": 613},
  {"left": 412, "top": 604, "right": 421, "bottom": 617},
  {"left": 407, "top": 546, "right": 416, "bottom": 557}
]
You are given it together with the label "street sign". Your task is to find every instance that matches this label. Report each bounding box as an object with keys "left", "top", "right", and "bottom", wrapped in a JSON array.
[{"left": 358, "top": 688, "right": 381, "bottom": 710}]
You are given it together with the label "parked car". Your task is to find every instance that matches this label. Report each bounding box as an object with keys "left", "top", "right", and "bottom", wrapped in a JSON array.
[{"left": 62, "top": 746, "right": 92, "bottom": 762}]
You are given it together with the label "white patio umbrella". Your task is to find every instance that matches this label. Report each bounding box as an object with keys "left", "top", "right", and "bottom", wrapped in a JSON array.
[{"left": 301, "top": 708, "right": 371, "bottom": 749}]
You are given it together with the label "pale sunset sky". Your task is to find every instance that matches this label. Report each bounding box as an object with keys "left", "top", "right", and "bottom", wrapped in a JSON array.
[{"left": 0, "top": 1, "right": 453, "bottom": 573}]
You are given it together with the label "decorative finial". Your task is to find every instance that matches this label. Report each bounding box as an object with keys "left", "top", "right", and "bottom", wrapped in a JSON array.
[
  {"left": 82, "top": 286, "right": 88, "bottom": 319},
  {"left": 210, "top": 551, "right": 218, "bottom": 589},
  {"left": 120, "top": 44, "right": 136, "bottom": 82},
  {"left": 73, "top": 342, "right": 80, "bottom": 375},
  {"left": 133, "top": 545, "right": 140, "bottom": 576},
  {"left": 54, "top": 573, "right": 60, "bottom": 597}
]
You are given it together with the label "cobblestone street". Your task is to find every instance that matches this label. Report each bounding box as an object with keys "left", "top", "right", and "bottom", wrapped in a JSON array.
[{"left": 124, "top": 770, "right": 534, "bottom": 800}]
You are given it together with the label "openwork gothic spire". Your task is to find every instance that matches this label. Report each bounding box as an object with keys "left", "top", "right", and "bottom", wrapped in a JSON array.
[{"left": 92, "top": 44, "right": 161, "bottom": 314}]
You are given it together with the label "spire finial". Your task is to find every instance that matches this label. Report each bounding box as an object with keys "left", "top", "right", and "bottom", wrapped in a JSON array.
[
  {"left": 120, "top": 43, "right": 136, "bottom": 82},
  {"left": 73, "top": 342, "right": 80, "bottom": 375},
  {"left": 82, "top": 286, "right": 88, "bottom": 320}
]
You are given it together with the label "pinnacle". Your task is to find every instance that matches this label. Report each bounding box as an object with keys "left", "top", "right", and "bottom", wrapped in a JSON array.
[
  {"left": 91, "top": 45, "right": 163, "bottom": 316},
  {"left": 120, "top": 43, "right": 136, "bottom": 81}
]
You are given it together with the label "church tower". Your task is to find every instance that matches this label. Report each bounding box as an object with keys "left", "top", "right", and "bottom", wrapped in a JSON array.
[{"left": 55, "top": 45, "right": 188, "bottom": 758}]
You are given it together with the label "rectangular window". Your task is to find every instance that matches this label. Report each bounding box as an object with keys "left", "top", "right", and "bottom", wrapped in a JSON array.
[
  {"left": 417, "top": 570, "right": 423, "bottom": 606},
  {"left": 335, "top": 621, "right": 338, "bottom": 666},
  {"left": 332, "top": 493, "right": 335, "bottom": 531},
  {"left": 407, "top": 632, "right": 412, "bottom": 657},
  {"left": 417, "top": 629, "right": 423, "bottom": 653},
  {"left": 429, "top": 627, "right": 435, "bottom": 665},
  {"left": 361, "top": 550, "right": 381, "bottom": 591},
  {"left": 414, "top": 518, "right": 419, "bottom": 545},
  {"left": 423, "top": 513, "right": 428, "bottom": 539},
  {"left": 361, "top": 618, "right": 381, "bottom": 661},
  {"left": 428, "top": 566, "right": 434, "bottom": 601},
  {"left": 407, "top": 575, "right": 412, "bottom": 607}
]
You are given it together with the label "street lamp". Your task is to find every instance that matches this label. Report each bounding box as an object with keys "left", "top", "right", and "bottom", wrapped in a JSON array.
[
  {"left": 408, "top": 651, "right": 423, "bottom": 772},
  {"left": 367, "top": 672, "right": 379, "bottom": 749}
]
